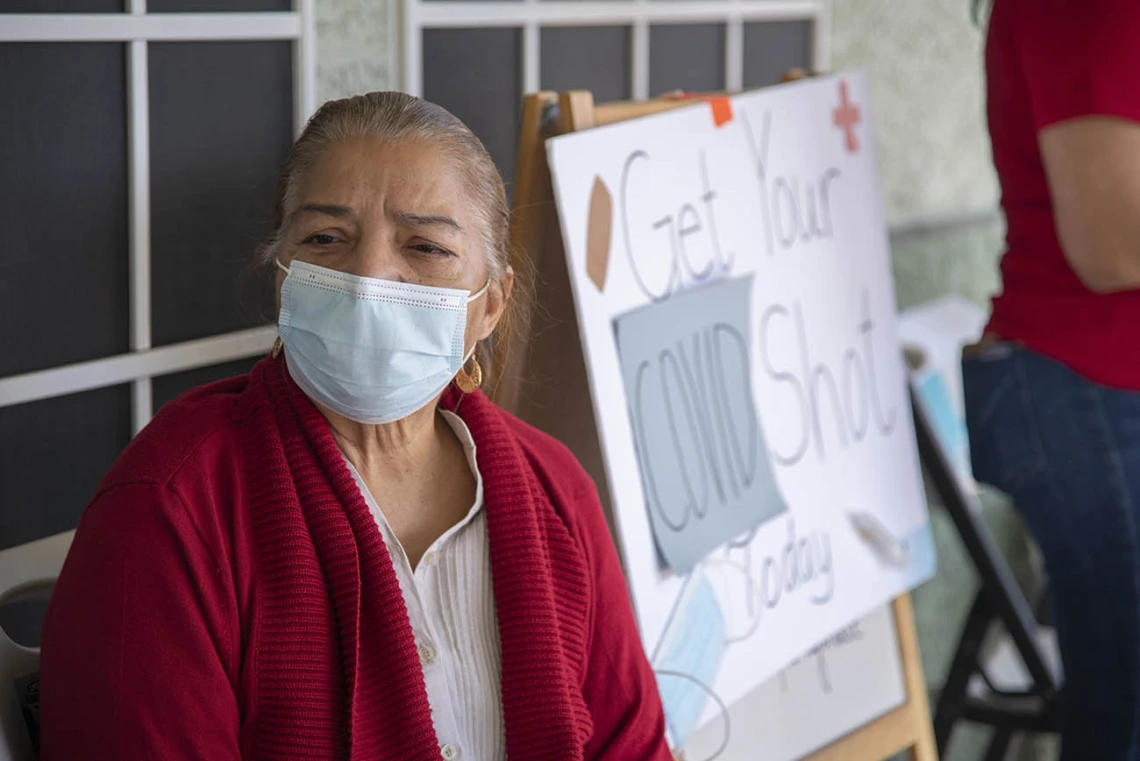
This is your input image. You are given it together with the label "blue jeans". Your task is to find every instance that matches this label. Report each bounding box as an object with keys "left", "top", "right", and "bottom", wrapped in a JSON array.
[{"left": 963, "top": 345, "right": 1140, "bottom": 760}]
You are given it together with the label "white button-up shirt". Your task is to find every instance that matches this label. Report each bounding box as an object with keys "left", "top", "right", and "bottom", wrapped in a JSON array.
[{"left": 344, "top": 411, "right": 505, "bottom": 761}]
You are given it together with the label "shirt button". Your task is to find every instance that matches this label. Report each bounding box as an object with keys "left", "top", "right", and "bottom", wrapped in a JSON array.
[
  {"left": 418, "top": 643, "right": 437, "bottom": 665},
  {"left": 421, "top": 552, "right": 438, "bottom": 567},
  {"left": 440, "top": 744, "right": 459, "bottom": 760}
]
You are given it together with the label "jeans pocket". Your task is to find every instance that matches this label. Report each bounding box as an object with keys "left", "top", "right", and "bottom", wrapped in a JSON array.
[{"left": 962, "top": 351, "right": 1047, "bottom": 495}]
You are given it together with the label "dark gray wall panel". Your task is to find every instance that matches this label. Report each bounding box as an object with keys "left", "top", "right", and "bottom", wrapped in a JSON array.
[
  {"left": 0, "top": 42, "right": 129, "bottom": 377},
  {"left": 423, "top": 27, "right": 522, "bottom": 189},
  {"left": 149, "top": 0, "right": 289, "bottom": 10},
  {"left": 743, "top": 20, "right": 813, "bottom": 89},
  {"left": 0, "top": 384, "right": 131, "bottom": 550},
  {"left": 149, "top": 41, "right": 292, "bottom": 347},
  {"left": 0, "top": 0, "right": 119, "bottom": 10},
  {"left": 152, "top": 355, "right": 262, "bottom": 413},
  {"left": 648, "top": 24, "right": 725, "bottom": 96},
  {"left": 541, "top": 26, "right": 631, "bottom": 103}
]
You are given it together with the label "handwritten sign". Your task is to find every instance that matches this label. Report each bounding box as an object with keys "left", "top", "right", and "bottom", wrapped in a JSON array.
[
  {"left": 614, "top": 275, "right": 787, "bottom": 571},
  {"left": 684, "top": 605, "right": 906, "bottom": 761},
  {"left": 546, "top": 72, "right": 935, "bottom": 731}
]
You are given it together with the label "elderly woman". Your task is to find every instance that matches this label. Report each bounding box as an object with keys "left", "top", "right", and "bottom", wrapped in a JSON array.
[{"left": 39, "top": 93, "right": 671, "bottom": 761}]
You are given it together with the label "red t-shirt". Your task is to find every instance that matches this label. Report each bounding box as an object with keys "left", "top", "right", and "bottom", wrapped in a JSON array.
[{"left": 986, "top": 0, "right": 1140, "bottom": 389}]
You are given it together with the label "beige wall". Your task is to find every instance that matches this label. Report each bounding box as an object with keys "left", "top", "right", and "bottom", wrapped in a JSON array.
[
  {"left": 827, "top": 0, "right": 1005, "bottom": 315},
  {"left": 829, "top": 0, "right": 997, "bottom": 222},
  {"left": 316, "top": 0, "right": 397, "bottom": 104}
]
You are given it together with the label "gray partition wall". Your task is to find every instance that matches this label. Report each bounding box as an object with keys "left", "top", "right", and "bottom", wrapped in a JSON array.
[
  {"left": 410, "top": 2, "right": 822, "bottom": 193},
  {"left": 0, "top": 4, "right": 316, "bottom": 552},
  {"left": 422, "top": 27, "right": 525, "bottom": 188}
]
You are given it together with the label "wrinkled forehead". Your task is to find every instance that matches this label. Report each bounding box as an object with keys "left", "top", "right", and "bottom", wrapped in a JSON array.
[{"left": 288, "top": 136, "right": 474, "bottom": 223}]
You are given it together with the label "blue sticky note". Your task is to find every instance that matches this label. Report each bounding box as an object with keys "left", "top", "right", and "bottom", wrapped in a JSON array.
[
  {"left": 653, "top": 574, "right": 727, "bottom": 748},
  {"left": 915, "top": 370, "right": 971, "bottom": 481},
  {"left": 901, "top": 520, "right": 938, "bottom": 590},
  {"left": 614, "top": 276, "right": 788, "bottom": 572}
]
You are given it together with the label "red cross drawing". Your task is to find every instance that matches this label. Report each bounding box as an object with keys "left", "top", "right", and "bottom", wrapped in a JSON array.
[{"left": 833, "top": 80, "right": 861, "bottom": 154}]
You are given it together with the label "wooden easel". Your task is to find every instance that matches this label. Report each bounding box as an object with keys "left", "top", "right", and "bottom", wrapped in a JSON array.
[{"left": 493, "top": 87, "right": 938, "bottom": 761}]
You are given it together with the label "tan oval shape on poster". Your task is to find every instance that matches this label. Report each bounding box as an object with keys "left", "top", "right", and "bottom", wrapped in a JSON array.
[{"left": 585, "top": 175, "right": 612, "bottom": 292}]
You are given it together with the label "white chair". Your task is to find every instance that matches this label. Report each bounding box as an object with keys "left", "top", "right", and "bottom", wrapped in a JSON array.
[{"left": 0, "top": 532, "right": 74, "bottom": 761}]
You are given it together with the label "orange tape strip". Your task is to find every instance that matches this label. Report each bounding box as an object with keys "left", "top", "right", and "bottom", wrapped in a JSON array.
[
  {"left": 675, "top": 92, "right": 734, "bottom": 127},
  {"left": 707, "top": 97, "right": 733, "bottom": 127}
]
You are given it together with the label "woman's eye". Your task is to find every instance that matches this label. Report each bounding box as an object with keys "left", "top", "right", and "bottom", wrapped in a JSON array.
[
  {"left": 304, "top": 233, "right": 339, "bottom": 246},
  {"left": 411, "top": 242, "right": 452, "bottom": 257}
]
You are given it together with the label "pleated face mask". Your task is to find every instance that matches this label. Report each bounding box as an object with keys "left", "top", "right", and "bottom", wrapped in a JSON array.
[{"left": 276, "top": 259, "right": 489, "bottom": 424}]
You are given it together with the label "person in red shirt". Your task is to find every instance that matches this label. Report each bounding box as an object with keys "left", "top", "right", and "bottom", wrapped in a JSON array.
[
  {"left": 38, "top": 92, "right": 672, "bottom": 761},
  {"left": 964, "top": 0, "right": 1140, "bottom": 757}
]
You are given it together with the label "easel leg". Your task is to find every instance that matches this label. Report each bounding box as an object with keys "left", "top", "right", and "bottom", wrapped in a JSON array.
[
  {"left": 935, "top": 591, "right": 993, "bottom": 753},
  {"left": 893, "top": 596, "right": 940, "bottom": 761},
  {"left": 908, "top": 735, "right": 940, "bottom": 761},
  {"left": 983, "top": 729, "right": 1014, "bottom": 761},
  {"left": 907, "top": 731, "right": 940, "bottom": 761}
]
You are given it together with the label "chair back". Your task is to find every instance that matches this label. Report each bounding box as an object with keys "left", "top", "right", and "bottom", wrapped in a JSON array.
[{"left": 0, "top": 532, "right": 75, "bottom": 761}]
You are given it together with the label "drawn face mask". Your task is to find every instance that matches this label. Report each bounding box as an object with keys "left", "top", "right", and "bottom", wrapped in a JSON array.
[{"left": 276, "top": 259, "right": 489, "bottom": 424}]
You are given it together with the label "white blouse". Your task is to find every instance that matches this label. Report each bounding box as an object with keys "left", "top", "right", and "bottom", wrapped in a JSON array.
[{"left": 343, "top": 411, "right": 505, "bottom": 761}]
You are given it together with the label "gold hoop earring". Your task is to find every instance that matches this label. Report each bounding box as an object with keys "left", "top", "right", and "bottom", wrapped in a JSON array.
[{"left": 455, "top": 355, "right": 483, "bottom": 394}]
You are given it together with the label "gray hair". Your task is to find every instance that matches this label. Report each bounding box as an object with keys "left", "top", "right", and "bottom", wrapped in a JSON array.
[
  {"left": 256, "top": 91, "right": 510, "bottom": 283},
  {"left": 256, "top": 92, "right": 521, "bottom": 382}
]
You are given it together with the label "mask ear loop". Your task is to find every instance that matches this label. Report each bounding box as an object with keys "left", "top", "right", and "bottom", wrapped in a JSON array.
[
  {"left": 466, "top": 277, "right": 491, "bottom": 303},
  {"left": 461, "top": 277, "right": 493, "bottom": 363},
  {"left": 652, "top": 669, "right": 731, "bottom": 761},
  {"left": 456, "top": 277, "right": 494, "bottom": 395},
  {"left": 271, "top": 259, "right": 291, "bottom": 358}
]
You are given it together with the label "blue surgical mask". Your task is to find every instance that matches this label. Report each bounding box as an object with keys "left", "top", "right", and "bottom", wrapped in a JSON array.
[{"left": 275, "top": 259, "right": 490, "bottom": 424}]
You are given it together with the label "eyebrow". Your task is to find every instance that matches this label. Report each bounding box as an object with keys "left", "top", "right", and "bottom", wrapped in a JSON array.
[
  {"left": 291, "top": 204, "right": 463, "bottom": 232},
  {"left": 295, "top": 203, "right": 354, "bottom": 218},
  {"left": 393, "top": 211, "right": 463, "bottom": 232}
]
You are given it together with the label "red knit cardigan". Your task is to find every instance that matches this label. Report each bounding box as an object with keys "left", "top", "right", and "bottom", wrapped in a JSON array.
[{"left": 40, "top": 356, "right": 671, "bottom": 761}]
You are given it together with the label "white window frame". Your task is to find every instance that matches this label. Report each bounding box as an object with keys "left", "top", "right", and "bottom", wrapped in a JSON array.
[
  {"left": 401, "top": 0, "right": 828, "bottom": 100},
  {"left": 0, "top": 2, "right": 317, "bottom": 434}
]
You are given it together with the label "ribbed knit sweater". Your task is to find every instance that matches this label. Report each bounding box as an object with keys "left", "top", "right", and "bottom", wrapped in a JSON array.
[{"left": 40, "top": 355, "right": 671, "bottom": 761}]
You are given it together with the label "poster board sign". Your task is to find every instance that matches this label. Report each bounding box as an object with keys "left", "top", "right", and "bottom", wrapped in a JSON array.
[
  {"left": 544, "top": 72, "right": 936, "bottom": 736},
  {"left": 685, "top": 604, "right": 905, "bottom": 761}
]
